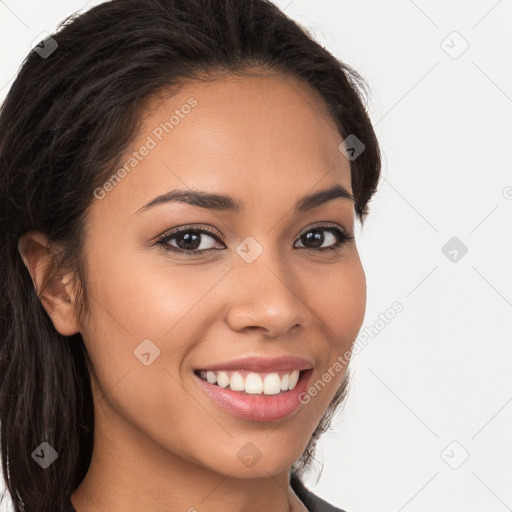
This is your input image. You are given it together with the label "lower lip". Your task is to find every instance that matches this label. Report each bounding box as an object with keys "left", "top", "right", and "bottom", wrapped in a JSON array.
[{"left": 194, "top": 369, "right": 313, "bottom": 422}]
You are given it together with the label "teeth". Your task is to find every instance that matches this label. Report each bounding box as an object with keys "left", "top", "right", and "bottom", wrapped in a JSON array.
[
  {"left": 263, "top": 373, "right": 282, "bottom": 395},
  {"left": 198, "top": 369, "right": 302, "bottom": 395},
  {"left": 288, "top": 369, "right": 300, "bottom": 389},
  {"left": 229, "top": 372, "right": 245, "bottom": 391},
  {"left": 245, "top": 373, "right": 263, "bottom": 394},
  {"left": 216, "top": 371, "right": 230, "bottom": 388},
  {"left": 280, "top": 373, "right": 289, "bottom": 391}
]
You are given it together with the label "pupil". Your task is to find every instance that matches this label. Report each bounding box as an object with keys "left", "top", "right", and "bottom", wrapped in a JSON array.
[
  {"left": 303, "top": 229, "right": 323, "bottom": 248},
  {"left": 178, "top": 231, "right": 201, "bottom": 250}
]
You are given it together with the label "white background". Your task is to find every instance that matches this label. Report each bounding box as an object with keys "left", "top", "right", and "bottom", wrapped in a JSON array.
[{"left": 1, "top": 1, "right": 511, "bottom": 511}]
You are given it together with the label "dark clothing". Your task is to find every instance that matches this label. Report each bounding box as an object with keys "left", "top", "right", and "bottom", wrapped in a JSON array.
[
  {"left": 64, "top": 474, "right": 348, "bottom": 512},
  {"left": 290, "top": 473, "right": 348, "bottom": 512}
]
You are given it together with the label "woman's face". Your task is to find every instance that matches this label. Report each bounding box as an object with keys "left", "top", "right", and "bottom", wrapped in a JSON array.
[{"left": 77, "top": 72, "right": 366, "bottom": 478}]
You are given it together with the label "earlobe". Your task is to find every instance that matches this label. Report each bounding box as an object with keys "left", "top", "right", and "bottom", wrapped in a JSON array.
[{"left": 17, "top": 230, "right": 81, "bottom": 336}]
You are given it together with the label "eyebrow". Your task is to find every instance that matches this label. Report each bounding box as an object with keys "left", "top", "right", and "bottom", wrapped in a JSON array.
[{"left": 137, "top": 183, "right": 354, "bottom": 214}]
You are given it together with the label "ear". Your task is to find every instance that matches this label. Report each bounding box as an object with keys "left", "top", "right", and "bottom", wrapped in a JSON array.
[{"left": 18, "top": 230, "right": 81, "bottom": 336}]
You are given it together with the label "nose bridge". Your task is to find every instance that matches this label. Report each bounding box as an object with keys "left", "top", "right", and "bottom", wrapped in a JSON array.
[{"left": 225, "top": 237, "right": 306, "bottom": 335}]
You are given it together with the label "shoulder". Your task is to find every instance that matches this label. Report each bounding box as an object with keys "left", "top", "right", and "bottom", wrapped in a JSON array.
[{"left": 290, "top": 473, "right": 351, "bottom": 512}]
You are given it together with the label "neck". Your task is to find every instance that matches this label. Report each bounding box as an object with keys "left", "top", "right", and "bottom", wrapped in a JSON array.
[{"left": 71, "top": 394, "right": 308, "bottom": 512}]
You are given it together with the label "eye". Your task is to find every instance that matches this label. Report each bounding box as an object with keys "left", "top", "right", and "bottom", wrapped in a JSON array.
[
  {"left": 155, "top": 224, "right": 354, "bottom": 257},
  {"left": 294, "top": 226, "right": 354, "bottom": 252},
  {"left": 155, "top": 226, "right": 224, "bottom": 255}
]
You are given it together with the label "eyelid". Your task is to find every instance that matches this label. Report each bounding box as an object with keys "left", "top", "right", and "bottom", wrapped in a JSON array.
[
  {"left": 296, "top": 221, "right": 350, "bottom": 238},
  {"left": 155, "top": 222, "right": 350, "bottom": 243},
  {"left": 154, "top": 224, "right": 224, "bottom": 244}
]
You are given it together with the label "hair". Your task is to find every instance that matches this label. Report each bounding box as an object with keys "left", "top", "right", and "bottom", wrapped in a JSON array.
[{"left": 0, "top": 0, "right": 381, "bottom": 510}]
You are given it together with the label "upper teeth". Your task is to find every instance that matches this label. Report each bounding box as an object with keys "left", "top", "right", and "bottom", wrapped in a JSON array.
[{"left": 199, "top": 369, "right": 301, "bottom": 395}]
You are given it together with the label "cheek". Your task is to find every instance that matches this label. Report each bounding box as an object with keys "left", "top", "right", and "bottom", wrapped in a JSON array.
[
  {"left": 85, "top": 236, "right": 232, "bottom": 341},
  {"left": 79, "top": 256, "right": 235, "bottom": 458},
  {"left": 78, "top": 245, "right": 235, "bottom": 429},
  {"left": 300, "top": 257, "right": 365, "bottom": 408},
  {"left": 307, "top": 256, "right": 367, "bottom": 349}
]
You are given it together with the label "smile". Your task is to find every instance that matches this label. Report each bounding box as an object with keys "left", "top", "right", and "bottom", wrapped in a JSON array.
[
  {"left": 195, "top": 368, "right": 302, "bottom": 395},
  {"left": 193, "top": 368, "right": 314, "bottom": 422}
]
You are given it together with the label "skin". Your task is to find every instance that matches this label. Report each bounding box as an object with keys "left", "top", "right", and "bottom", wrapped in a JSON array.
[{"left": 19, "top": 72, "right": 366, "bottom": 512}]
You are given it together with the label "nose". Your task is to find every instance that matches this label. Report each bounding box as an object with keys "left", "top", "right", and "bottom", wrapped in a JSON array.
[{"left": 224, "top": 247, "right": 309, "bottom": 338}]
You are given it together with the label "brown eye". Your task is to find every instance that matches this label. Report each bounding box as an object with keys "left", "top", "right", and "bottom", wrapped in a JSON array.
[
  {"left": 156, "top": 227, "right": 224, "bottom": 255},
  {"left": 294, "top": 227, "right": 353, "bottom": 251}
]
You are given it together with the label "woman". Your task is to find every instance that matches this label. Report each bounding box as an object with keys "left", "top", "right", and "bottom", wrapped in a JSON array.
[{"left": 0, "top": 0, "right": 381, "bottom": 511}]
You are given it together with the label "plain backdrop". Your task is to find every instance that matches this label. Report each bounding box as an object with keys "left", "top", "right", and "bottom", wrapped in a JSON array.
[{"left": 1, "top": 1, "right": 511, "bottom": 511}]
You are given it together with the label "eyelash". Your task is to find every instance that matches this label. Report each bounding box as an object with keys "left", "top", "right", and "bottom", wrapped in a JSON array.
[{"left": 155, "top": 224, "right": 354, "bottom": 256}]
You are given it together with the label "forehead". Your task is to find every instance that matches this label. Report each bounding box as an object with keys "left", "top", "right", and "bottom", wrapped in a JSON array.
[{"left": 93, "top": 72, "right": 352, "bottom": 217}]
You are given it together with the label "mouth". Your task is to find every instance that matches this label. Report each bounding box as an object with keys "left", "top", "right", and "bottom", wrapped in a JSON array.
[
  {"left": 193, "top": 368, "right": 311, "bottom": 396},
  {"left": 192, "top": 367, "right": 314, "bottom": 422}
]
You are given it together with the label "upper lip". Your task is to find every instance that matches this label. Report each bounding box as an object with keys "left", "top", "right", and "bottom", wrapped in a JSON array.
[{"left": 196, "top": 355, "right": 314, "bottom": 373}]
